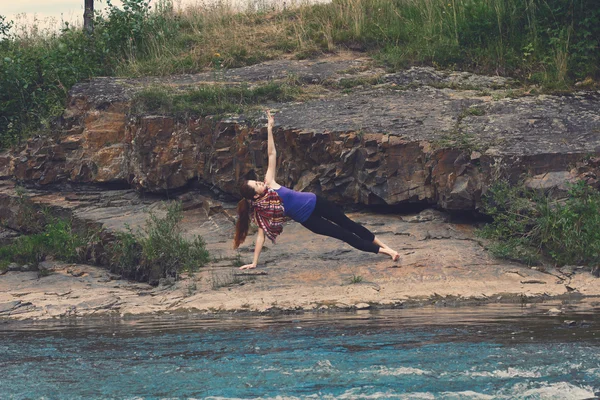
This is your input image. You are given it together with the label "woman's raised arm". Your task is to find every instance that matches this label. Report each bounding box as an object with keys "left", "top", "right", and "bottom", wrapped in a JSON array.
[{"left": 263, "top": 110, "right": 279, "bottom": 187}]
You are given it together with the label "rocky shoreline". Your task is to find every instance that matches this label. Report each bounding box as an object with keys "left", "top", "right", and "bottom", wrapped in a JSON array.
[
  {"left": 1, "top": 258, "right": 598, "bottom": 323},
  {"left": 1, "top": 186, "right": 599, "bottom": 322}
]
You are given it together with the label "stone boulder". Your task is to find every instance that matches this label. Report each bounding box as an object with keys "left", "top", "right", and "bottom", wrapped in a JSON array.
[{"left": 2, "top": 55, "right": 599, "bottom": 211}]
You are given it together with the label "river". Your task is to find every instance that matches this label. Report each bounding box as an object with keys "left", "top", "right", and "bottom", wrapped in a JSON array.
[{"left": 1, "top": 303, "right": 599, "bottom": 399}]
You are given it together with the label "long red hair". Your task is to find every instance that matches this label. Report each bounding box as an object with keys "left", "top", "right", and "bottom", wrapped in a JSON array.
[{"left": 233, "top": 181, "right": 257, "bottom": 249}]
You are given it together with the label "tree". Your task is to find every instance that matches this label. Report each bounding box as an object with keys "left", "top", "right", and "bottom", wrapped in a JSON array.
[{"left": 84, "top": 0, "right": 94, "bottom": 34}]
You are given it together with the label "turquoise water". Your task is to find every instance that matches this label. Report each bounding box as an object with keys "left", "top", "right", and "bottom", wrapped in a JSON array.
[{"left": 1, "top": 305, "right": 599, "bottom": 399}]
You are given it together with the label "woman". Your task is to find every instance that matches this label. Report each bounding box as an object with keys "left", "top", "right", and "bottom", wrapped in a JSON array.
[{"left": 233, "top": 110, "right": 400, "bottom": 270}]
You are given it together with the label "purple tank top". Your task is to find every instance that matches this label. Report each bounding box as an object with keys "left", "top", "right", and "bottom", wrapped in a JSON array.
[{"left": 274, "top": 186, "right": 317, "bottom": 223}]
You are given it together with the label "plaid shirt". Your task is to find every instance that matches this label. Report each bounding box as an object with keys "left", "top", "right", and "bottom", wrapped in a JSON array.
[{"left": 251, "top": 189, "right": 286, "bottom": 243}]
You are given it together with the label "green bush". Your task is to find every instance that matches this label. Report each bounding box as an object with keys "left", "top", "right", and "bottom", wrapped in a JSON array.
[
  {"left": 0, "top": 217, "right": 88, "bottom": 267},
  {"left": 108, "top": 202, "right": 210, "bottom": 284},
  {"left": 479, "top": 180, "right": 600, "bottom": 268},
  {"left": 108, "top": 226, "right": 142, "bottom": 279},
  {"left": 140, "top": 202, "right": 209, "bottom": 281},
  {"left": 94, "top": 0, "right": 180, "bottom": 61}
]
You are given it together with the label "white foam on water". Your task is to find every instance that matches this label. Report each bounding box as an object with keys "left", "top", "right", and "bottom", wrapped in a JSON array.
[
  {"left": 438, "top": 391, "right": 494, "bottom": 399},
  {"left": 585, "top": 367, "right": 600, "bottom": 377},
  {"left": 360, "top": 365, "right": 431, "bottom": 376},
  {"left": 259, "top": 366, "right": 290, "bottom": 373},
  {"left": 322, "top": 388, "right": 435, "bottom": 399},
  {"left": 293, "top": 359, "right": 337, "bottom": 373},
  {"left": 159, "top": 382, "right": 600, "bottom": 400},
  {"left": 466, "top": 367, "right": 542, "bottom": 378},
  {"left": 501, "top": 381, "right": 596, "bottom": 400}
]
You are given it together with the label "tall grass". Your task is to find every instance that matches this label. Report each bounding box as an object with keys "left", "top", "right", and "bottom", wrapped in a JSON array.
[
  {"left": 479, "top": 180, "right": 600, "bottom": 268},
  {"left": 1, "top": 0, "right": 598, "bottom": 146}
]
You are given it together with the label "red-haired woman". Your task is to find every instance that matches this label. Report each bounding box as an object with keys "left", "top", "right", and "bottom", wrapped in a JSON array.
[{"left": 233, "top": 111, "right": 400, "bottom": 270}]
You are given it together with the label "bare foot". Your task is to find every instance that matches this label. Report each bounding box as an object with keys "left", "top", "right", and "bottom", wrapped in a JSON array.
[
  {"left": 239, "top": 263, "right": 256, "bottom": 270},
  {"left": 379, "top": 247, "right": 400, "bottom": 262}
]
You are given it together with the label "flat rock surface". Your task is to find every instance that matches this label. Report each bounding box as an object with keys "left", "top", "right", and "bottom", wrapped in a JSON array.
[
  {"left": 1, "top": 187, "right": 598, "bottom": 321},
  {"left": 67, "top": 54, "right": 600, "bottom": 157},
  {"left": 274, "top": 89, "right": 600, "bottom": 156}
]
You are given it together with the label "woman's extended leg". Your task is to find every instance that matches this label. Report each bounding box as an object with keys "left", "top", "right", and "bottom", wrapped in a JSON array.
[
  {"left": 301, "top": 214, "right": 380, "bottom": 253},
  {"left": 310, "top": 196, "right": 400, "bottom": 261},
  {"left": 310, "top": 196, "right": 374, "bottom": 241}
]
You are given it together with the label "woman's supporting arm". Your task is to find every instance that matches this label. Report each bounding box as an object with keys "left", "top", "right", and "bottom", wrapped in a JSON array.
[
  {"left": 239, "top": 228, "right": 266, "bottom": 270},
  {"left": 264, "top": 110, "right": 278, "bottom": 186}
]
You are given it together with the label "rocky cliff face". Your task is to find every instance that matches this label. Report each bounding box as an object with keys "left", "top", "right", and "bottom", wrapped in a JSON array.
[{"left": 2, "top": 55, "right": 599, "bottom": 211}]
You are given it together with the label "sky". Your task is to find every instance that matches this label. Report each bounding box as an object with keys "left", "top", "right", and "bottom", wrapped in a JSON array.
[{"left": 3, "top": 0, "right": 127, "bottom": 33}]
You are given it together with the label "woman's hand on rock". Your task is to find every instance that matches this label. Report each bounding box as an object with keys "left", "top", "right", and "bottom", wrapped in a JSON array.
[{"left": 239, "top": 263, "right": 257, "bottom": 270}]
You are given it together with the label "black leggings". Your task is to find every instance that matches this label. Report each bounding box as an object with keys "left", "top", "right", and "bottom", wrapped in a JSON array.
[{"left": 301, "top": 196, "right": 380, "bottom": 254}]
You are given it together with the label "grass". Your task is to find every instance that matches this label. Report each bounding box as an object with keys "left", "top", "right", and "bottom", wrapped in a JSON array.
[
  {"left": 0, "top": 259, "right": 12, "bottom": 273},
  {"left": 132, "top": 82, "right": 301, "bottom": 118},
  {"left": 349, "top": 274, "right": 364, "bottom": 284},
  {"left": 478, "top": 180, "right": 600, "bottom": 269},
  {"left": 434, "top": 104, "right": 489, "bottom": 151},
  {"left": 0, "top": 216, "right": 89, "bottom": 269}
]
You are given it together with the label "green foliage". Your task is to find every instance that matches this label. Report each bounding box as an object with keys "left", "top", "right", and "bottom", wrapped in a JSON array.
[
  {"left": 0, "top": 217, "right": 88, "bottom": 267},
  {"left": 0, "top": 15, "right": 13, "bottom": 38},
  {"left": 0, "top": 1, "right": 177, "bottom": 148},
  {"left": 0, "top": 200, "right": 209, "bottom": 284},
  {"left": 108, "top": 226, "right": 141, "bottom": 278},
  {"left": 536, "top": 181, "right": 600, "bottom": 265},
  {"left": 13, "top": 186, "right": 46, "bottom": 234},
  {"left": 335, "top": 75, "right": 383, "bottom": 89},
  {"left": 0, "top": 28, "right": 106, "bottom": 147},
  {"left": 531, "top": 0, "right": 600, "bottom": 83},
  {"left": 349, "top": 274, "right": 363, "bottom": 284},
  {"left": 95, "top": 0, "right": 180, "bottom": 60},
  {"left": 464, "top": 106, "right": 486, "bottom": 116},
  {"left": 140, "top": 202, "right": 209, "bottom": 277},
  {"left": 297, "top": 0, "right": 599, "bottom": 84},
  {"left": 479, "top": 180, "right": 600, "bottom": 268},
  {"left": 108, "top": 202, "right": 210, "bottom": 284},
  {"left": 132, "top": 82, "right": 300, "bottom": 118},
  {"left": 0, "top": 260, "right": 9, "bottom": 273}
]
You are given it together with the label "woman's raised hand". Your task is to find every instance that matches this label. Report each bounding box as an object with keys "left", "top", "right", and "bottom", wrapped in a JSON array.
[{"left": 266, "top": 110, "right": 274, "bottom": 128}]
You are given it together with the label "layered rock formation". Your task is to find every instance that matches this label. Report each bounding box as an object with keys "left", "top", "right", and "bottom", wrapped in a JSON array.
[{"left": 2, "top": 55, "right": 600, "bottom": 211}]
